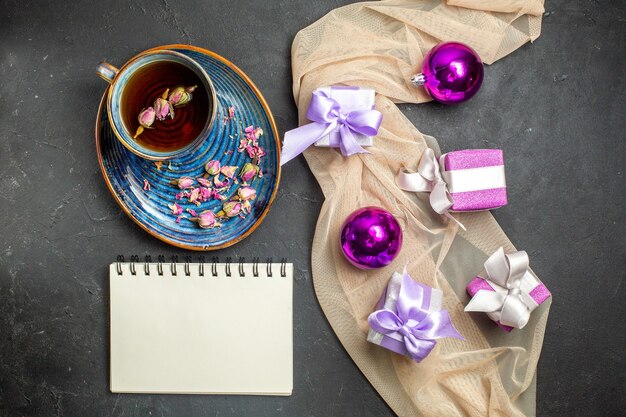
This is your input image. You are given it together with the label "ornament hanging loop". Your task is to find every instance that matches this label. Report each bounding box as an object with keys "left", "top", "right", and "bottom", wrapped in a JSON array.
[{"left": 410, "top": 73, "right": 426, "bottom": 87}]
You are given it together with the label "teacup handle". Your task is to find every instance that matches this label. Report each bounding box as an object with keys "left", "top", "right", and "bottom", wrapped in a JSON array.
[{"left": 96, "top": 61, "right": 119, "bottom": 84}]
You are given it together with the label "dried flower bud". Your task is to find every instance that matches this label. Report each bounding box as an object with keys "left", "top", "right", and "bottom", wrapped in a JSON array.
[
  {"left": 168, "top": 85, "right": 195, "bottom": 107},
  {"left": 193, "top": 210, "right": 220, "bottom": 228},
  {"left": 240, "top": 162, "right": 259, "bottom": 183},
  {"left": 134, "top": 107, "right": 156, "bottom": 138},
  {"left": 168, "top": 87, "right": 185, "bottom": 106},
  {"left": 205, "top": 160, "right": 221, "bottom": 175},
  {"left": 238, "top": 186, "right": 256, "bottom": 201},
  {"left": 154, "top": 97, "right": 174, "bottom": 121},
  {"left": 220, "top": 165, "right": 238, "bottom": 178},
  {"left": 221, "top": 201, "right": 242, "bottom": 218},
  {"left": 177, "top": 176, "right": 195, "bottom": 189},
  {"left": 138, "top": 107, "right": 156, "bottom": 128}
]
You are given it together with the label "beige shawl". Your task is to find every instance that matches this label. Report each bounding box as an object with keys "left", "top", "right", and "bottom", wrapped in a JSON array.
[{"left": 291, "top": 1, "right": 550, "bottom": 416}]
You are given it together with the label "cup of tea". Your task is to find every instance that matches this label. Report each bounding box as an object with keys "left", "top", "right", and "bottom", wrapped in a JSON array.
[{"left": 97, "top": 50, "right": 217, "bottom": 160}]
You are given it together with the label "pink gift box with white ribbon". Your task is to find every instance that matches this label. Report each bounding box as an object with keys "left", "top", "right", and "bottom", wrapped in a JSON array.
[
  {"left": 440, "top": 149, "right": 507, "bottom": 212},
  {"left": 466, "top": 275, "right": 551, "bottom": 332},
  {"left": 465, "top": 247, "right": 552, "bottom": 332}
]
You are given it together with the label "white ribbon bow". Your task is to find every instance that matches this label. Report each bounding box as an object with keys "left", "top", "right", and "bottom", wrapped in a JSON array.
[
  {"left": 396, "top": 149, "right": 465, "bottom": 230},
  {"left": 465, "top": 247, "right": 534, "bottom": 329}
]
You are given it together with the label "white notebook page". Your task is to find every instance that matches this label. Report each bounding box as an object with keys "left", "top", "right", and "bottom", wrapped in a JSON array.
[{"left": 110, "top": 262, "right": 293, "bottom": 395}]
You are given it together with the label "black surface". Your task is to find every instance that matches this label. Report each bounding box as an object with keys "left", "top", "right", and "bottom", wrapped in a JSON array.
[{"left": 1, "top": 1, "right": 624, "bottom": 416}]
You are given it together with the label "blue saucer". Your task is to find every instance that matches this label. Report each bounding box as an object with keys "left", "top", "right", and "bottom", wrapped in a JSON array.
[{"left": 96, "top": 45, "right": 281, "bottom": 250}]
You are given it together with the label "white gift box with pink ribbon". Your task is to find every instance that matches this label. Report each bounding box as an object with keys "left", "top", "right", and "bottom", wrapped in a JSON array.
[{"left": 313, "top": 86, "right": 376, "bottom": 148}]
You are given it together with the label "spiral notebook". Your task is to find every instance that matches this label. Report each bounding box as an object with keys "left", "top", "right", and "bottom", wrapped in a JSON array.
[{"left": 109, "top": 257, "right": 293, "bottom": 395}]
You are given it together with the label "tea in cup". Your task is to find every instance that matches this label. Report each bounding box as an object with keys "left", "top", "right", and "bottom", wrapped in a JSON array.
[{"left": 97, "top": 50, "right": 217, "bottom": 160}]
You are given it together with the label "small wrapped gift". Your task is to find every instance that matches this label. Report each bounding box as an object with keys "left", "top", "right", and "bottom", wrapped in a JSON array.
[
  {"left": 465, "top": 247, "right": 551, "bottom": 332},
  {"left": 367, "top": 269, "right": 463, "bottom": 362},
  {"left": 313, "top": 86, "right": 376, "bottom": 148},
  {"left": 396, "top": 148, "right": 507, "bottom": 230},
  {"left": 440, "top": 149, "right": 507, "bottom": 212},
  {"left": 280, "top": 86, "right": 382, "bottom": 165}
]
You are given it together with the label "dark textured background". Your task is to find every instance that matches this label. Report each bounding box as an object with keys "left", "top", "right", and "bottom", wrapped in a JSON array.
[{"left": 1, "top": 0, "right": 624, "bottom": 416}]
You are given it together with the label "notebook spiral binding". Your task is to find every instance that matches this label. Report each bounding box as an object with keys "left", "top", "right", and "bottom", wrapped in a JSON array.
[{"left": 115, "top": 255, "right": 288, "bottom": 278}]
